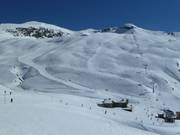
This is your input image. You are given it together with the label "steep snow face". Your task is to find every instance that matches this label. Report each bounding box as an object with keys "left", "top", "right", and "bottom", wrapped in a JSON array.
[{"left": 0, "top": 22, "right": 180, "bottom": 135}]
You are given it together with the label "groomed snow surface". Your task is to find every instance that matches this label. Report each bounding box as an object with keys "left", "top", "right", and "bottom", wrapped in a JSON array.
[{"left": 0, "top": 22, "right": 180, "bottom": 135}]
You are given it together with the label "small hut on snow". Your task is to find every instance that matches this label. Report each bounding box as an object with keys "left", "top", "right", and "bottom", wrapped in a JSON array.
[
  {"left": 157, "top": 109, "right": 176, "bottom": 123},
  {"left": 97, "top": 98, "right": 129, "bottom": 108}
]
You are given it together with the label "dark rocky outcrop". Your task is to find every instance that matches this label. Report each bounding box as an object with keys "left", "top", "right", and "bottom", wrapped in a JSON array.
[{"left": 6, "top": 27, "right": 64, "bottom": 38}]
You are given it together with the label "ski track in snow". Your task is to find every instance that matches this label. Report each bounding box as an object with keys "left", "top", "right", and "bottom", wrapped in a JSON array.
[{"left": 18, "top": 40, "right": 96, "bottom": 93}]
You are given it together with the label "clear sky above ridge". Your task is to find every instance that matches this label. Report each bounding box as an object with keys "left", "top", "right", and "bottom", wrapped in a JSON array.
[{"left": 0, "top": 0, "right": 180, "bottom": 31}]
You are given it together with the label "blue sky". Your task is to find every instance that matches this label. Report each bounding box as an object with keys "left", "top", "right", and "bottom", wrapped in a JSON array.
[{"left": 0, "top": 0, "right": 180, "bottom": 31}]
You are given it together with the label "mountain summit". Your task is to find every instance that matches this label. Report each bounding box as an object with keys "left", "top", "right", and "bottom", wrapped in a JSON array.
[{"left": 0, "top": 21, "right": 73, "bottom": 38}]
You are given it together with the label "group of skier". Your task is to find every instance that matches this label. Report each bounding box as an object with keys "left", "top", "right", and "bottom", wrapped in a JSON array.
[{"left": 3, "top": 90, "right": 13, "bottom": 104}]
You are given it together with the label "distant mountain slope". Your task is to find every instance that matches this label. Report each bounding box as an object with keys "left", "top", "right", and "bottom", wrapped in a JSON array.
[{"left": 0, "top": 21, "right": 180, "bottom": 99}]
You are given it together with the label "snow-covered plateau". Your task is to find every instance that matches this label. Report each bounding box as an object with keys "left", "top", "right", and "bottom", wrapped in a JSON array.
[{"left": 0, "top": 21, "right": 180, "bottom": 135}]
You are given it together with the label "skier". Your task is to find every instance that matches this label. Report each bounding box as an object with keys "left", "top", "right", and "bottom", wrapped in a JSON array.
[
  {"left": 177, "top": 62, "right": 179, "bottom": 67},
  {"left": 104, "top": 110, "right": 107, "bottom": 114},
  {"left": 10, "top": 98, "right": 13, "bottom": 103},
  {"left": 4, "top": 90, "right": 6, "bottom": 104}
]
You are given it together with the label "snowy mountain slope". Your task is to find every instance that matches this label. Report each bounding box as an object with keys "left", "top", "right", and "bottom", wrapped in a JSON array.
[
  {"left": 0, "top": 21, "right": 73, "bottom": 34},
  {"left": 0, "top": 22, "right": 180, "bottom": 135},
  {"left": 0, "top": 21, "right": 73, "bottom": 39}
]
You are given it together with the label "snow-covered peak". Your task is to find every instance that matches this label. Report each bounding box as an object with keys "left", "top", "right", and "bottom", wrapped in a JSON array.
[
  {"left": 123, "top": 23, "right": 137, "bottom": 29},
  {"left": 78, "top": 28, "right": 99, "bottom": 36},
  {"left": 101, "top": 23, "right": 139, "bottom": 34},
  {"left": 0, "top": 21, "right": 73, "bottom": 33},
  {"left": 22, "top": 21, "right": 73, "bottom": 34},
  {"left": 0, "top": 21, "right": 74, "bottom": 39}
]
